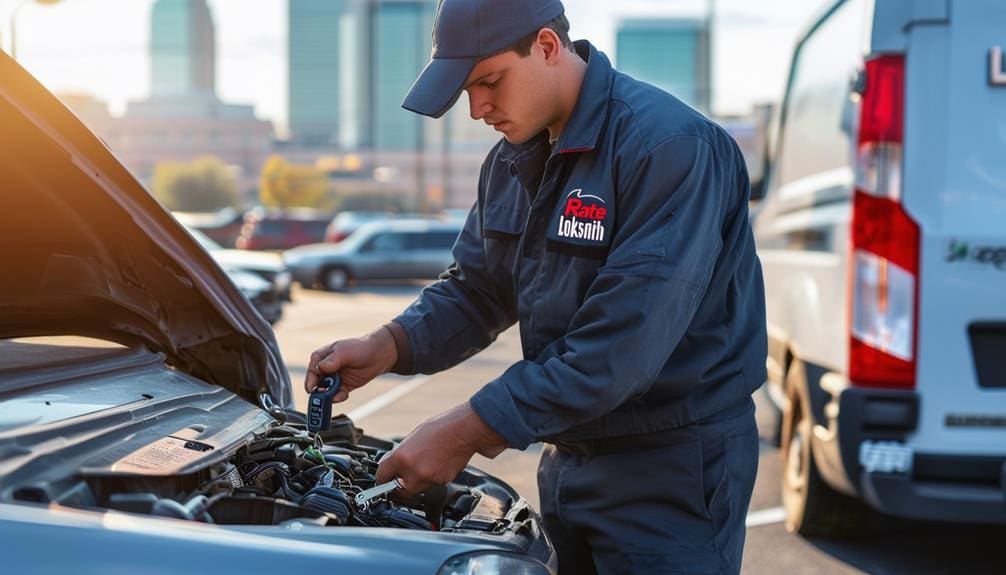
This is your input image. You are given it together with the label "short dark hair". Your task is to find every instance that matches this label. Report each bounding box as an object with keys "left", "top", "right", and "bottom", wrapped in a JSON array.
[{"left": 504, "top": 14, "right": 572, "bottom": 57}]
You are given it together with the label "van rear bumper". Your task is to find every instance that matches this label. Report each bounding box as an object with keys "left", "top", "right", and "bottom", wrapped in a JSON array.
[
  {"left": 827, "top": 386, "right": 1006, "bottom": 523},
  {"left": 860, "top": 468, "right": 1006, "bottom": 523}
]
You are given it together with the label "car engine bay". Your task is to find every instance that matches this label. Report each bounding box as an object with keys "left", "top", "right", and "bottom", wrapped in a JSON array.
[
  {"left": 0, "top": 341, "right": 549, "bottom": 566},
  {"left": 63, "top": 414, "right": 531, "bottom": 536}
]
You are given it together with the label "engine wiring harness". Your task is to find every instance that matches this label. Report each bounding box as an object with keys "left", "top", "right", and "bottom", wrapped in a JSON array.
[{"left": 102, "top": 417, "right": 475, "bottom": 531}]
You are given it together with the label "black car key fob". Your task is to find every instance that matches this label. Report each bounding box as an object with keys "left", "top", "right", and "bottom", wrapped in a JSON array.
[{"left": 308, "top": 374, "right": 341, "bottom": 434}]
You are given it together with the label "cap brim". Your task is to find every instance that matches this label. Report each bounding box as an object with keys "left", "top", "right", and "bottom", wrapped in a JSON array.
[{"left": 402, "top": 57, "right": 476, "bottom": 119}]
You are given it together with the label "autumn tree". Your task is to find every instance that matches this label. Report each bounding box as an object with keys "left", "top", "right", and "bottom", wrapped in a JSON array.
[
  {"left": 152, "top": 156, "right": 239, "bottom": 212},
  {"left": 259, "top": 155, "right": 332, "bottom": 209}
]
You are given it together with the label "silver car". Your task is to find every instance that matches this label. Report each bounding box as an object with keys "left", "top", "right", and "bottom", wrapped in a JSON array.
[
  {"left": 185, "top": 226, "right": 292, "bottom": 324},
  {"left": 0, "top": 52, "right": 555, "bottom": 574},
  {"left": 284, "top": 219, "right": 464, "bottom": 291}
]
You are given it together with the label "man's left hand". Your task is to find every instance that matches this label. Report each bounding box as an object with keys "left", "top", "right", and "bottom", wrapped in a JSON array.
[{"left": 375, "top": 402, "right": 508, "bottom": 499}]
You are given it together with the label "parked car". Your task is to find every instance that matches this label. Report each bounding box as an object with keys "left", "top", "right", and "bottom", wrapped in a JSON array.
[
  {"left": 173, "top": 207, "right": 246, "bottom": 248},
  {"left": 284, "top": 219, "right": 463, "bottom": 291},
  {"left": 752, "top": 0, "right": 1006, "bottom": 537},
  {"left": 324, "top": 211, "right": 443, "bottom": 243},
  {"left": 225, "top": 266, "right": 284, "bottom": 325},
  {"left": 324, "top": 210, "right": 395, "bottom": 243},
  {"left": 235, "top": 209, "right": 332, "bottom": 251},
  {"left": 0, "top": 52, "right": 556, "bottom": 574},
  {"left": 185, "top": 227, "right": 291, "bottom": 324}
]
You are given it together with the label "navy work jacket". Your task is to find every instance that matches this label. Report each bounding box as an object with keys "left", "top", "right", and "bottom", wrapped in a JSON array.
[{"left": 392, "top": 41, "right": 766, "bottom": 450}]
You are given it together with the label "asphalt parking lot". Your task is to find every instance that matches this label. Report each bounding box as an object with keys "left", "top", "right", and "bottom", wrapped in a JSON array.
[{"left": 274, "top": 286, "right": 1006, "bottom": 575}]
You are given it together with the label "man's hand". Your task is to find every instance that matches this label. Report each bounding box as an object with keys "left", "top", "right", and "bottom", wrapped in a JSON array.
[
  {"left": 375, "top": 402, "right": 508, "bottom": 499},
  {"left": 305, "top": 326, "right": 398, "bottom": 403}
]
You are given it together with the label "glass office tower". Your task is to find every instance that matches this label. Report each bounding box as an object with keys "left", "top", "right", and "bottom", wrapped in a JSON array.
[
  {"left": 616, "top": 18, "right": 711, "bottom": 114},
  {"left": 288, "top": 0, "right": 347, "bottom": 146},
  {"left": 371, "top": 0, "right": 434, "bottom": 151},
  {"left": 151, "top": 0, "right": 216, "bottom": 97},
  {"left": 287, "top": 0, "right": 434, "bottom": 151}
]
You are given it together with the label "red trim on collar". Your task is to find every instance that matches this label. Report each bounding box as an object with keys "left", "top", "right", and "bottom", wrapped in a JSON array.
[{"left": 559, "top": 147, "right": 593, "bottom": 154}]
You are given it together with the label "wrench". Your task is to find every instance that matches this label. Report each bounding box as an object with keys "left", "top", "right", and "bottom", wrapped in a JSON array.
[{"left": 354, "top": 478, "right": 404, "bottom": 511}]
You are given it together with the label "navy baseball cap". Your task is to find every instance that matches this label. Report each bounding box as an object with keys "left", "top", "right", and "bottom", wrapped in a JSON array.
[{"left": 402, "top": 0, "right": 566, "bottom": 118}]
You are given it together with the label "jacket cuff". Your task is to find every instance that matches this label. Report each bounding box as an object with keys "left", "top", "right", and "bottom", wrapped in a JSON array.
[
  {"left": 383, "top": 321, "right": 415, "bottom": 375},
  {"left": 470, "top": 381, "right": 537, "bottom": 450}
]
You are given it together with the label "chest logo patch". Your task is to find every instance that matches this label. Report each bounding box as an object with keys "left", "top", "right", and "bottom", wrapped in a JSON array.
[{"left": 557, "top": 189, "right": 607, "bottom": 242}]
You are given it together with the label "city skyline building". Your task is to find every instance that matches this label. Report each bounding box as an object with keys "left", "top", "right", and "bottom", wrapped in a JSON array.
[
  {"left": 286, "top": 0, "right": 435, "bottom": 152},
  {"left": 370, "top": 0, "right": 434, "bottom": 152},
  {"left": 287, "top": 0, "right": 345, "bottom": 146},
  {"left": 616, "top": 18, "right": 711, "bottom": 113},
  {"left": 151, "top": 0, "right": 216, "bottom": 97},
  {"left": 62, "top": 0, "right": 274, "bottom": 202}
]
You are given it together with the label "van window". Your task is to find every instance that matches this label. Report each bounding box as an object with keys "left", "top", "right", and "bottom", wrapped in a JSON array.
[{"left": 775, "top": 0, "right": 867, "bottom": 193}]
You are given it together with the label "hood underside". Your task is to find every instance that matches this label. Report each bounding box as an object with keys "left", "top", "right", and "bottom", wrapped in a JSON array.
[{"left": 0, "top": 53, "right": 291, "bottom": 407}]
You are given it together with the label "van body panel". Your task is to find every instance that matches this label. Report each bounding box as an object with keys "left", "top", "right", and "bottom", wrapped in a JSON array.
[
  {"left": 756, "top": 0, "right": 868, "bottom": 379},
  {"left": 902, "top": 0, "right": 1006, "bottom": 454}
]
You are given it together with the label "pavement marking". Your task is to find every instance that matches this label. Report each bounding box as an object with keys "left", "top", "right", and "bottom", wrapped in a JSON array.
[
  {"left": 746, "top": 506, "right": 786, "bottom": 528},
  {"left": 347, "top": 376, "right": 433, "bottom": 421}
]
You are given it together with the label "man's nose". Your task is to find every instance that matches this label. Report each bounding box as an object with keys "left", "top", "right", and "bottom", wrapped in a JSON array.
[{"left": 467, "top": 90, "right": 490, "bottom": 120}]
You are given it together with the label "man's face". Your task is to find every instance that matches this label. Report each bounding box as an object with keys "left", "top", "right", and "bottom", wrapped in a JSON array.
[{"left": 463, "top": 47, "right": 556, "bottom": 145}]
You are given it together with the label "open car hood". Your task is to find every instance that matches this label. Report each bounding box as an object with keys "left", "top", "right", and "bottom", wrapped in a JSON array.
[{"left": 0, "top": 53, "right": 292, "bottom": 408}]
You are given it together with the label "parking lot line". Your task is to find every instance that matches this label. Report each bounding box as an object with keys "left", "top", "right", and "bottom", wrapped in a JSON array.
[
  {"left": 746, "top": 506, "right": 786, "bottom": 528},
  {"left": 347, "top": 376, "right": 433, "bottom": 421}
]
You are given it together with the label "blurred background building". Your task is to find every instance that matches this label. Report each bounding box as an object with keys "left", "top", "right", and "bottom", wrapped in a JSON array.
[
  {"left": 43, "top": 0, "right": 772, "bottom": 213},
  {"left": 616, "top": 18, "right": 712, "bottom": 114},
  {"left": 287, "top": 0, "right": 343, "bottom": 147},
  {"left": 282, "top": 0, "right": 488, "bottom": 210},
  {"left": 64, "top": 0, "right": 273, "bottom": 203},
  {"left": 151, "top": 0, "right": 215, "bottom": 97}
]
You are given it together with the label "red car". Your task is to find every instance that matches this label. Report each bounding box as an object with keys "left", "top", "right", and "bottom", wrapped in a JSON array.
[{"left": 235, "top": 210, "right": 332, "bottom": 250}]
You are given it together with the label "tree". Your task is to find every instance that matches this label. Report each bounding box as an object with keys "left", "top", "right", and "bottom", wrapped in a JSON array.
[
  {"left": 153, "top": 156, "right": 239, "bottom": 212},
  {"left": 259, "top": 155, "right": 332, "bottom": 209}
]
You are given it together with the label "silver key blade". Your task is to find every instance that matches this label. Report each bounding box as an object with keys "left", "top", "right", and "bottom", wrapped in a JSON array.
[{"left": 355, "top": 478, "right": 403, "bottom": 506}]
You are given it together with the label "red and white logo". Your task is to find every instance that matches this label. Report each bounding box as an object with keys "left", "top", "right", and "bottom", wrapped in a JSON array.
[{"left": 557, "top": 189, "right": 607, "bottom": 242}]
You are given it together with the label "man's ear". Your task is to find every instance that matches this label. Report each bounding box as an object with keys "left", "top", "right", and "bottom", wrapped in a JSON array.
[{"left": 536, "top": 28, "right": 563, "bottom": 63}]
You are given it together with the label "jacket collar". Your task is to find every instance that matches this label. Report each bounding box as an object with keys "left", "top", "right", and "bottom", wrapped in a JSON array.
[{"left": 554, "top": 40, "right": 613, "bottom": 155}]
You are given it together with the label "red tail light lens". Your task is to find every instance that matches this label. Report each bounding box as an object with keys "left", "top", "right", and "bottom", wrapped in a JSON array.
[{"left": 849, "top": 55, "right": 919, "bottom": 389}]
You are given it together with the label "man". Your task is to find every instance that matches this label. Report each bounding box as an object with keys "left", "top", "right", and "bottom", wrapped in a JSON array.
[{"left": 305, "top": 0, "right": 766, "bottom": 572}]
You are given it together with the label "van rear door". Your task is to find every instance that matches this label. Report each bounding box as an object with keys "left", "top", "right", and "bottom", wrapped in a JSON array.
[{"left": 902, "top": 0, "right": 1006, "bottom": 455}]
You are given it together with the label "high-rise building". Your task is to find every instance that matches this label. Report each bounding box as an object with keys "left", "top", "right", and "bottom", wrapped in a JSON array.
[
  {"left": 288, "top": 1, "right": 346, "bottom": 146},
  {"left": 616, "top": 18, "right": 711, "bottom": 113},
  {"left": 370, "top": 0, "right": 434, "bottom": 151},
  {"left": 93, "top": 0, "right": 276, "bottom": 201},
  {"left": 285, "top": 0, "right": 492, "bottom": 209},
  {"left": 287, "top": 0, "right": 434, "bottom": 151},
  {"left": 151, "top": 0, "right": 216, "bottom": 97}
]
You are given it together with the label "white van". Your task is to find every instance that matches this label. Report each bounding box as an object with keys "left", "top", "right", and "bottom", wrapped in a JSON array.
[{"left": 753, "top": 0, "right": 1006, "bottom": 536}]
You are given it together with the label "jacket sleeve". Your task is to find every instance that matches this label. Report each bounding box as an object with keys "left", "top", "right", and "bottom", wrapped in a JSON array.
[
  {"left": 469, "top": 135, "right": 740, "bottom": 449},
  {"left": 389, "top": 163, "right": 519, "bottom": 375}
]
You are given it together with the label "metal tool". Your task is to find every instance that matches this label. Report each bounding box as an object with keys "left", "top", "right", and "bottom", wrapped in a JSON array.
[
  {"left": 354, "top": 478, "right": 404, "bottom": 511},
  {"left": 307, "top": 374, "right": 341, "bottom": 435}
]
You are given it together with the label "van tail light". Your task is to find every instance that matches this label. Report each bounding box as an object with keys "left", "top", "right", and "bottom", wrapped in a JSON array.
[{"left": 849, "top": 55, "right": 919, "bottom": 390}]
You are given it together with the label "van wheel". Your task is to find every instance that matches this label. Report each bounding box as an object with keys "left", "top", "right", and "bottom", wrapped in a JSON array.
[
  {"left": 781, "top": 360, "right": 868, "bottom": 537},
  {"left": 321, "top": 267, "right": 350, "bottom": 292}
]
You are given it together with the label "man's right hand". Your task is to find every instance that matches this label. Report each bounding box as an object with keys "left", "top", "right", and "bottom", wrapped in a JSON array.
[{"left": 305, "top": 325, "right": 398, "bottom": 403}]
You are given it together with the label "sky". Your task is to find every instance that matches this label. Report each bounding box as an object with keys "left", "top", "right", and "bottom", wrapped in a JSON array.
[{"left": 3, "top": 0, "right": 833, "bottom": 132}]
